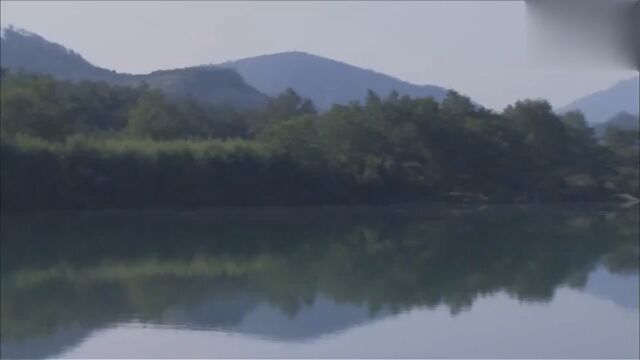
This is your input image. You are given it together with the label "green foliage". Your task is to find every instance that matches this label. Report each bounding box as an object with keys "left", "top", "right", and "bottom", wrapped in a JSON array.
[
  {"left": 258, "top": 115, "right": 324, "bottom": 167},
  {"left": 0, "top": 72, "right": 137, "bottom": 139},
  {"left": 246, "top": 88, "right": 317, "bottom": 135},
  {"left": 0, "top": 71, "right": 635, "bottom": 209},
  {"left": 602, "top": 117, "right": 640, "bottom": 195},
  {"left": 127, "top": 90, "right": 186, "bottom": 139},
  {"left": 0, "top": 74, "right": 72, "bottom": 139}
]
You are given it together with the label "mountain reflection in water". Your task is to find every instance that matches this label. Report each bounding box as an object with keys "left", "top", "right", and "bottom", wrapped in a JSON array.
[{"left": 1, "top": 204, "right": 638, "bottom": 358}]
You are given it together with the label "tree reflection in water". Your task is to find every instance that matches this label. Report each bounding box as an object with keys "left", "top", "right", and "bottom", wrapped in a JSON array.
[{"left": 1, "top": 204, "right": 638, "bottom": 358}]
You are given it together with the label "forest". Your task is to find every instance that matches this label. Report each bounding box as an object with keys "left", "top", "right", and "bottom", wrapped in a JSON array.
[{"left": 1, "top": 69, "right": 638, "bottom": 210}]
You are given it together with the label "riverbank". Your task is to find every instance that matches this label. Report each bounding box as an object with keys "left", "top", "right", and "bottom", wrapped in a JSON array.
[{"left": 1, "top": 136, "right": 624, "bottom": 210}]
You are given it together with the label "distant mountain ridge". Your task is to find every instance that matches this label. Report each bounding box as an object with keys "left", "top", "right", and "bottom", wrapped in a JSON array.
[
  {"left": 558, "top": 76, "right": 639, "bottom": 124},
  {"left": 0, "top": 26, "right": 268, "bottom": 108},
  {"left": 0, "top": 26, "right": 120, "bottom": 82},
  {"left": 2, "top": 26, "right": 454, "bottom": 111},
  {"left": 219, "top": 51, "right": 451, "bottom": 109}
]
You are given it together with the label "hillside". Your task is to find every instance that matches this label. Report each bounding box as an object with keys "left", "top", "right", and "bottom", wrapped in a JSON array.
[
  {"left": 125, "top": 67, "right": 267, "bottom": 109},
  {"left": 0, "top": 26, "right": 267, "bottom": 108},
  {"left": 0, "top": 26, "right": 123, "bottom": 82},
  {"left": 558, "top": 76, "right": 639, "bottom": 124},
  {"left": 219, "top": 51, "right": 450, "bottom": 109}
]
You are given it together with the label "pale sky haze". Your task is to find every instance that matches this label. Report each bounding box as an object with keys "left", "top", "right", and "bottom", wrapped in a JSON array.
[{"left": 1, "top": 1, "right": 636, "bottom": 110}]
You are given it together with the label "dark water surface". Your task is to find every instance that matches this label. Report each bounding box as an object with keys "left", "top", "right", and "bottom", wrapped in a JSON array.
[{"left": 1, "top": 204, "right": 638, "bottom": 358}]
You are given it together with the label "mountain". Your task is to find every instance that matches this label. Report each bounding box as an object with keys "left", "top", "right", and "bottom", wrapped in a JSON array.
[
  {"left": 219, "top": 51, "right": 450, "bottom": 110},
  {"left": 558, "top": 76, "right": 640, "bottom": 124},
  {"left": 0, "top": 26, "right": 121, "bottom": 82},
  {"left": 0, "top": 26, "right": 268, "bottom": 108}
]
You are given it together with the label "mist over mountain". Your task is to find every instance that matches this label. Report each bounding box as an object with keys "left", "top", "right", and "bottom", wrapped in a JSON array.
[
  {"left": 558, "top": 76, "right": 640, "bottom": 124},
  {"left": 219, "top": 51, "right": 450, "bottom": 110},
  {"left": 0, "top": 26, "right": 268, "bottom": 108}
]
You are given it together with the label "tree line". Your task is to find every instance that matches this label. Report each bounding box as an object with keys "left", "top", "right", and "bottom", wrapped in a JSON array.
[{"left": 1, "top": 69, "right": 638, "bottom": 209}]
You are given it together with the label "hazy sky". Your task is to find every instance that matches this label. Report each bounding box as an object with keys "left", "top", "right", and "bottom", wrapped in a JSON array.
[{"left": 1, "top": 1, "right": 636, "bottom": 110}]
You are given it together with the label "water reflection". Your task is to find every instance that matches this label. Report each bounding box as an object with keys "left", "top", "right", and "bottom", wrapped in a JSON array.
[{"left": 1, "top": 205, "right": 638, "bottom": 358}]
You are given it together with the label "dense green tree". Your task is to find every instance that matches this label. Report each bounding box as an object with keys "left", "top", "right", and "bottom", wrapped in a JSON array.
[
  {"left": 0, "top": 71, "right": 139, "bottom": 139},
  {"left": 601, "top": 114, "right": 640, "bottom": 195},
  {"left": 0, "top": 71, "right": 634, "bottom": 209},
  {"left": 127, "top": 90, "right": 186, "bottom": 140},
  {"left": 259, "top": 115, "right": 325, "bottom": 168},
  {"left": 440, "top": 90, "right": 476, "bottom": 119},
  {"left": 247, "top": 88, "right": 317, "bottom": 135},
  {"left": 561, "top": 111, "right": 594, "bottom": 139},
  {"left": 0, "top": 74, "right": 72, "bottom": 140}
]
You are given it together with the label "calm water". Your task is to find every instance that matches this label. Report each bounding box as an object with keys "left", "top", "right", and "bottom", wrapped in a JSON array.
[{"left": 1, "top": 205, "right": 638, "bottom": 359}]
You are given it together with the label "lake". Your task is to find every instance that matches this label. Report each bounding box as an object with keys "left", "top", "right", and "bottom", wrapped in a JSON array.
[{"left": 1, "top": 204, "right": 638, "bottom": 358}]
